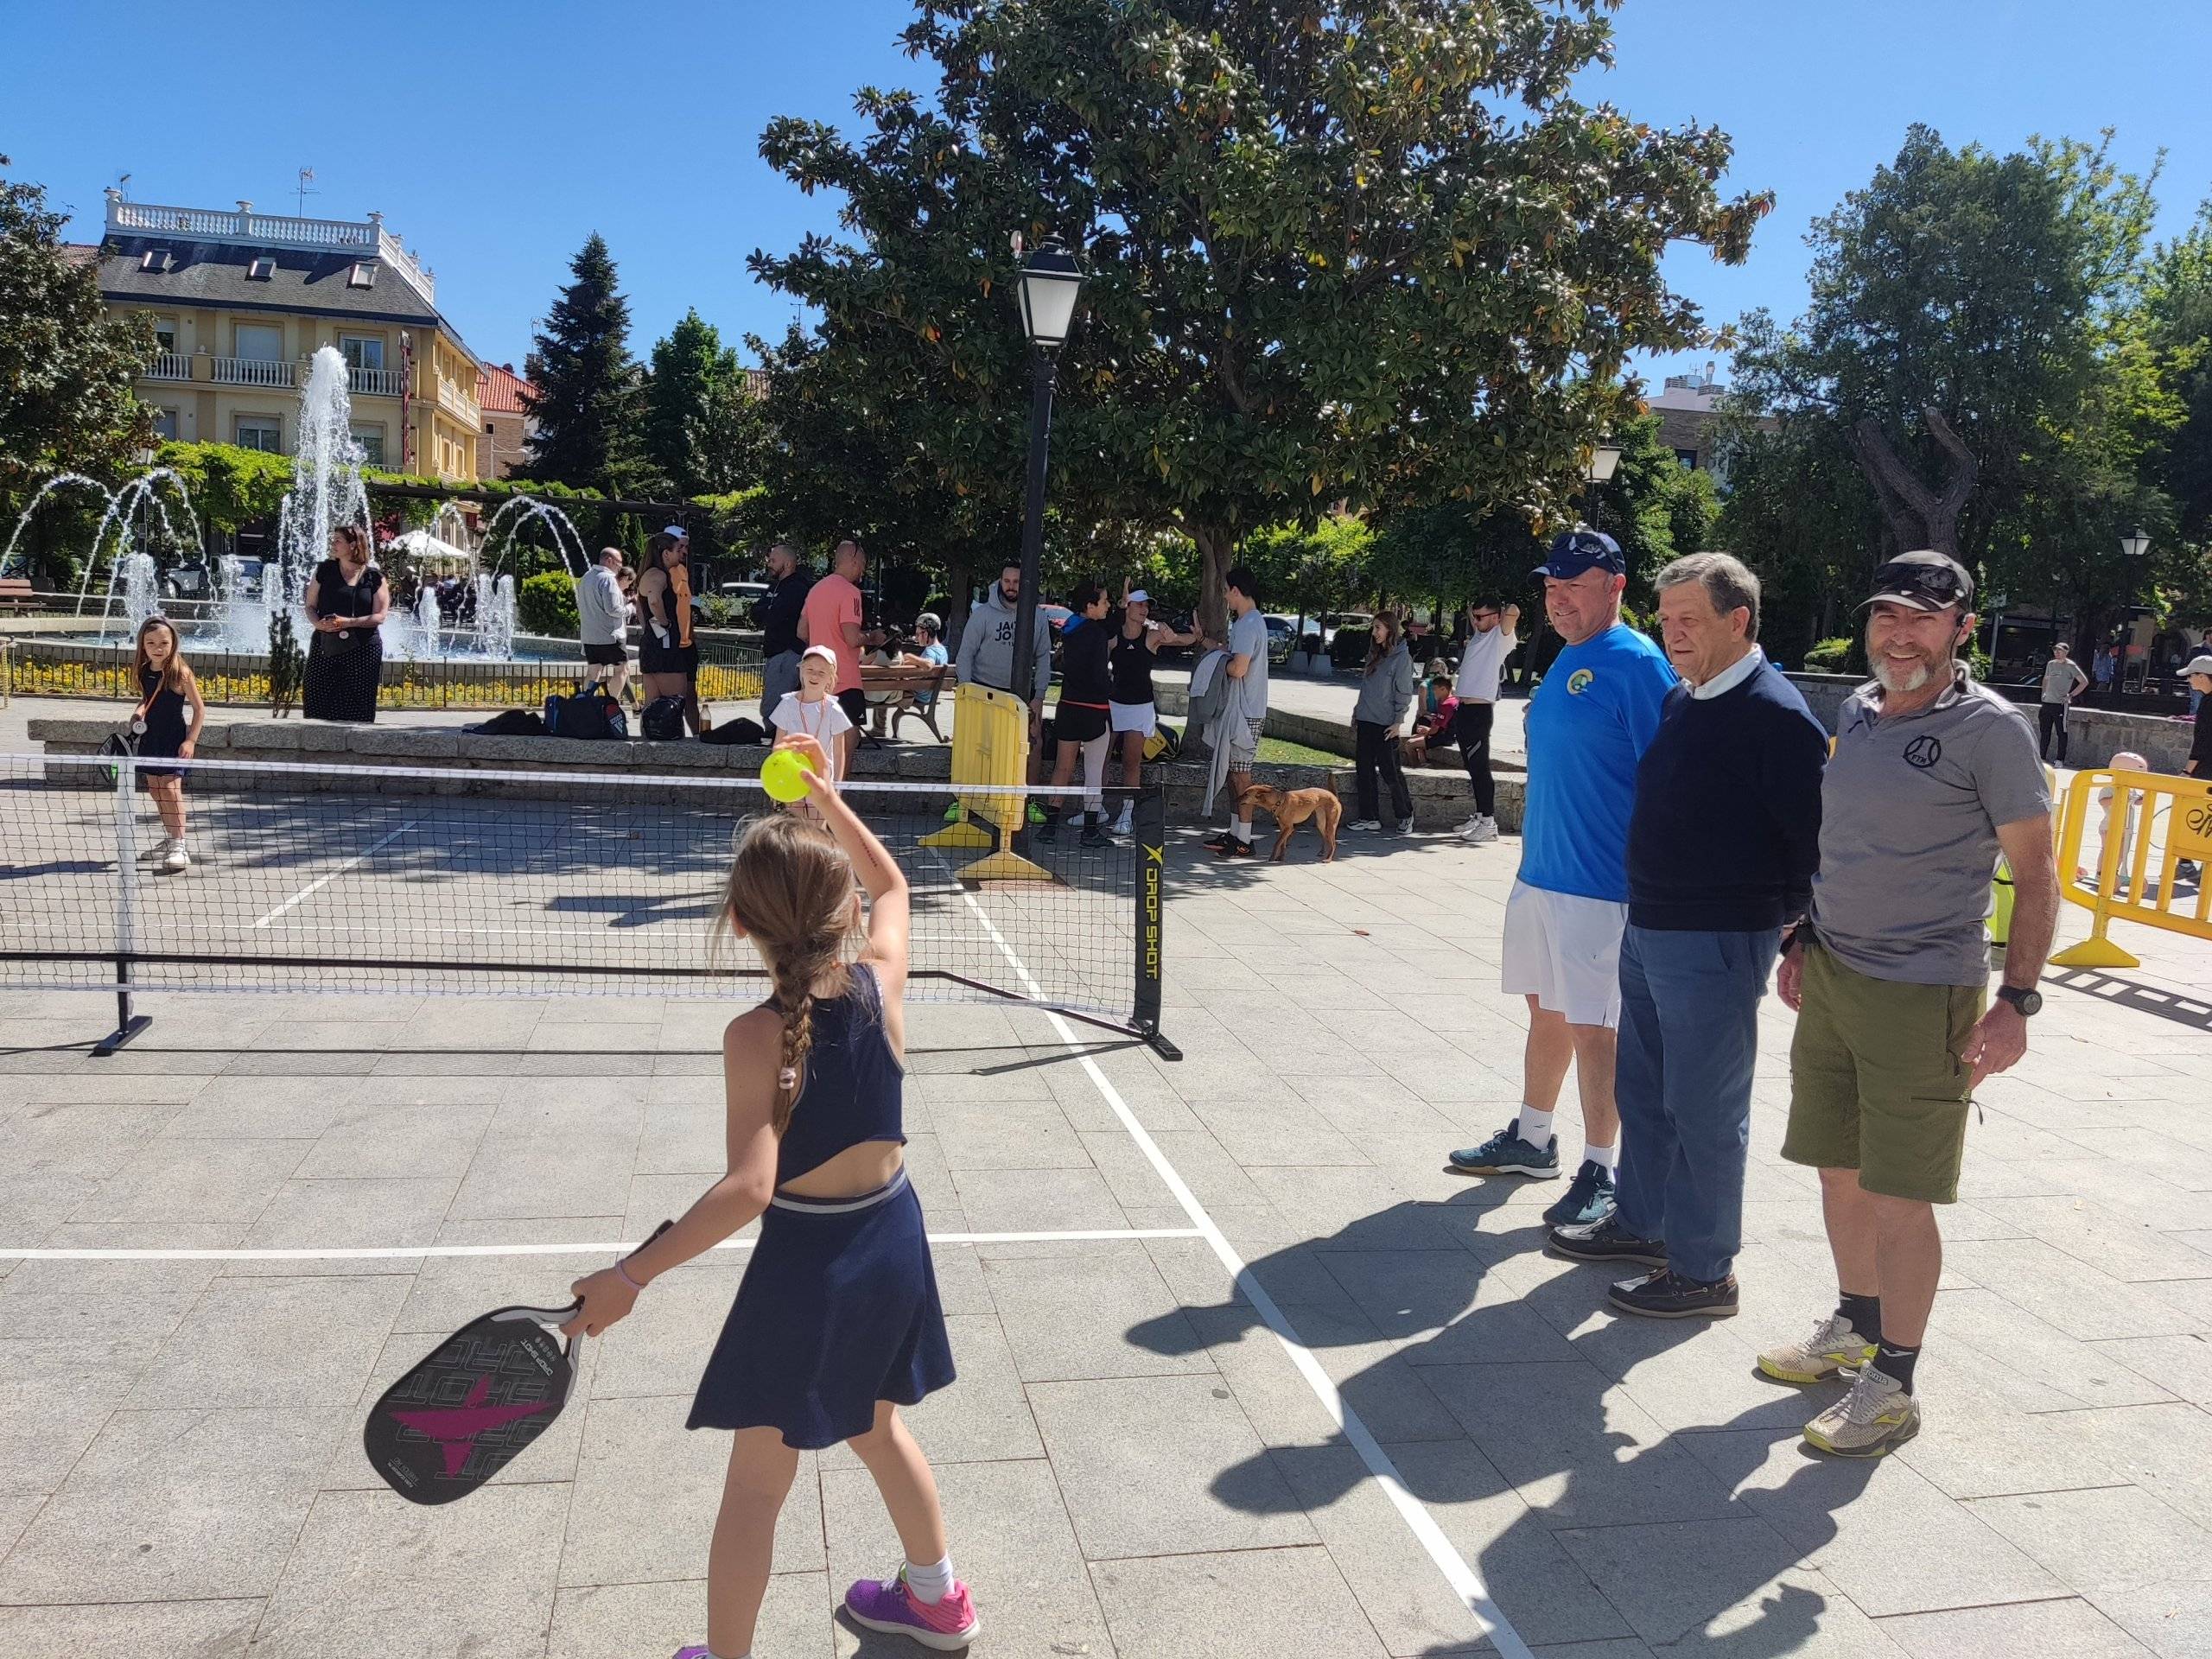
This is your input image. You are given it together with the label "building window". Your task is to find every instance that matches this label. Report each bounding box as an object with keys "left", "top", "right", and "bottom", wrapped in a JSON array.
[
  {"left": 139, "top": 248, "right": 172, "bottom": 274},
  {"left": 151, "top": 317, "right": 178, "bottom": 353},
  {"left": 236, "top": 416, "right": 282, "bottom": 453},
  {"left": 247, "top": 254, "right": 276, "bottom": 281},
  {"left": 1673, "top": 448, "right": 1700, "bottom": 470},
  {"left": 151, "top": 409, "right": 179, "bottom": 442},
  {"left": 351, "top": 428, "right": 385, "bottom": 467},
  {"left": 348, "top": 261, "right": 377, "bottom": 289},
  {"left": 339, "top": 334, "right": 385, "bottom": 372},
  {"left": 234, "top": 323, "right": 283, "bottom": 361}
]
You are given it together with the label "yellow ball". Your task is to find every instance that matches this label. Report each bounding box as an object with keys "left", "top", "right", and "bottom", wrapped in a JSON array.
[{"left": 760, "top": 747, "right": 818, "bottom": 804}]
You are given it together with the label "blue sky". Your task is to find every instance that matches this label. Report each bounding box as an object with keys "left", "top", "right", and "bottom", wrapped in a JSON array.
[{"left": 6, "top": 0, "right": 2209, "bottom": 391}]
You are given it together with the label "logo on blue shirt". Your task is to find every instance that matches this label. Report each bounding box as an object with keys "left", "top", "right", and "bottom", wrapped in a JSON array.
[{"left": 1567, "top": 669, "right": 1594, "bottom": 695}]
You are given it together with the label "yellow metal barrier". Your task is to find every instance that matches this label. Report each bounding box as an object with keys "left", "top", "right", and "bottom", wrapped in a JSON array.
[
  {"left": 918, "top": 682, "right": 1051, "bottom": 883},
  {"left": 2050, "top": 767, "right": 2212, "bottom": 968}
]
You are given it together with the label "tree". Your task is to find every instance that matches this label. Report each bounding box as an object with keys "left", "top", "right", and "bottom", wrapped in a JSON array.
[
  {"left": 522, "top": 234, "right": 648, "bottom": 494},
  {"left": 1732, "top": 127, "right": 2160, "bottom": 565},
  {"left": 644, "top": 309, "right": 771, "bottom": 497},
  {"left": 0, "top": 159, "right": 156, "bottom": 563},
  {"left": 752, "top": 0, "right": 1767, "bottom": 635},
  {"left": 1239, "top": 514, "right": 1372, "bottom": 630}
]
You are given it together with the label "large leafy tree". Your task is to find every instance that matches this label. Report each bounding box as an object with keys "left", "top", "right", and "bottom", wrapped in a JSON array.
[
  {"left": 0, "top": 159, "right": 156, "bottom": 572},
  {"left": 522, "top": 234, "right": 648, "bottom": 494},
  {"left": 752, "top": 0, "right": 1766, "bottom": 634},
  {"left": 644, "top": 308, "right": 770, "bottom": 498}
]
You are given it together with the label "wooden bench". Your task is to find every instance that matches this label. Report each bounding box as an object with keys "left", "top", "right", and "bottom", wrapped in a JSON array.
[
  {"left": 860, "top": 662, "right": 952, "bottom": 743},
  {"left": 0, "top": 578, "right": 40, "bottom": 612}
]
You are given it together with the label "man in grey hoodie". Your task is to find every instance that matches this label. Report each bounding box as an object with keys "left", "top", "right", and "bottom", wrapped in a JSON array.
[
  {"left": 578, "top": 546, "right": 632, "bottom": 705},
  {"left": 1349, "top": 611, "right": 1417, "bottom": 832},
  {"left": 957, "top": 559, "right": 1055, "bottom": 741}
]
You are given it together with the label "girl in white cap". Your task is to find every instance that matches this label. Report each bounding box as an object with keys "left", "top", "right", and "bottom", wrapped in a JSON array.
[{"left": 770, "top": 645, "right": 855, "bottom": 798}]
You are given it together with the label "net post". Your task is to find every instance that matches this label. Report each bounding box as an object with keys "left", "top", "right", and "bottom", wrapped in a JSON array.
[
  {"left": 95, "top": 755, "right": 151, "bottom": 1055},
  {"left": 1134, "top": 781, "right": 1179, "bottom": 1060}
]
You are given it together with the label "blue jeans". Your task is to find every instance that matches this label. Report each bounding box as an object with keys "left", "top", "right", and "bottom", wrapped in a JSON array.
[{"left": 1612, "top": 925, "right": 1780, "bottom": 1282}]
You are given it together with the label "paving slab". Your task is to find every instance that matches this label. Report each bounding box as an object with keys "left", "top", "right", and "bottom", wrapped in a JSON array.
[
  {"left": 1874, "top": 1597, "right": 2153, "bottom": 1659},
  {"left": 548, "top": 1573, "right": 834, "bottom": 1659},
  {"left": 1090, "top": 1546, "right": 1393, "bottom": 1659},
  {"left": 0, "top": 1599, "right": 263, "bottom": 1659}
]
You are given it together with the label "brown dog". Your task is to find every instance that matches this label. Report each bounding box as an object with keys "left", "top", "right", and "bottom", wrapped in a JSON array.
[{"left": 1238, "top": 784, "right": 1341, "bottom": 862}]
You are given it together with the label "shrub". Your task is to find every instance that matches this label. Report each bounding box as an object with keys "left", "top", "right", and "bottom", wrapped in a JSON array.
[
  {"left": 518, "top": 571, "right": 579, "bottom": 637},
  {"left": 1802, "top": 637, "right": 1853, "bottom": 674}
]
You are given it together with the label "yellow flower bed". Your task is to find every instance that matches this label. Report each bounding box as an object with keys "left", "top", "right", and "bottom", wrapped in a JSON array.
[{"left": 5, "top": 656, "right": 764, "bottom": 711}]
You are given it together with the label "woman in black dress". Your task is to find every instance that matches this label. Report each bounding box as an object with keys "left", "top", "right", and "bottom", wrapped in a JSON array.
[
  {"left": 131, "top": 615, "right": 205, "bottom": 875},
  {"left": 303, "top": 524, "right": 387, "bottom": 723},
  {"left": 634, "top": 531, "right": 701, "bottom": 732}
]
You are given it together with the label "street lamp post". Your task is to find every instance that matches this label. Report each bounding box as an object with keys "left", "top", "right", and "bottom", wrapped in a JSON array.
[
  {"left": 1007, "top": 238, "right": 1086, "bottom": 712},
  {"left": 1584, "top": 438, "right": 1623, "bottom": 533},
  {"left": 2118, "top": 529, "right": 2152, "bottom": 694}
]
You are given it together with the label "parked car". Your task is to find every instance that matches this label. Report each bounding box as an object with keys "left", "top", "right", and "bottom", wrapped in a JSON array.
[{"left": 1263, "top": 613, "right": 1297, "bottom": 664}]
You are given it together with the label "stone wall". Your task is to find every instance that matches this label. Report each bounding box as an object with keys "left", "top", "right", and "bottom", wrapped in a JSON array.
[{"left": 1784, "top": 672, "right": 2200, "bottom": 772}]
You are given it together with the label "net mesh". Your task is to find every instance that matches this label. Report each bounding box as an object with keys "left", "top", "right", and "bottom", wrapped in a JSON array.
[{"left": 0, "top": 753, "right": 1151, "bottom": 1029}]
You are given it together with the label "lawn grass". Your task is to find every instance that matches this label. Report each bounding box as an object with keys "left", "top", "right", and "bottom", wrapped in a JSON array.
[{"left": 1255, "top": 734, "right": 1350, "bottom": 766}]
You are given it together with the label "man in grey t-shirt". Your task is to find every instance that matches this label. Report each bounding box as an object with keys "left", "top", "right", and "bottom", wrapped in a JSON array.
[
  {"left": 1207, "top": 564, "right": 1272, "bottom": 856},
  {"left": 2036, "top": 642, "right": 2088, "bottom": 763},
  {"left": 1758, "top": 551, "right": 2057, "bottom": 1459}
]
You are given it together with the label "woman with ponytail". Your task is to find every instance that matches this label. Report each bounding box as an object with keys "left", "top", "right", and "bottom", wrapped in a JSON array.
[{"left": 563, "top": 733, "right": 969, "bottom": 1659}]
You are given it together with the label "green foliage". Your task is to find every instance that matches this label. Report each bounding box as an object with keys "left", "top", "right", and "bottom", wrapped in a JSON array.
[
  {"left": 1366, "top": 505, "right": 1543, "bottom": 616},
  {"left": 517, "top": 571, "right": 579, "bottom": 637},
  {"left": 0, "top": 159, "right": 157, "bottom": 577},
  {"left": 750, "top": 0, "right": 1767, "bottom": 633},
  {"left": 1802, "top": 637, "right": 1854, "bottom": 674},
  {"left": 645, "top": 309, "right": 769, "bottom": 498},
  {"left": 266, "top": 607, "right": 303, "bottom": 715},
  {"left": 523, "top": 234, "right": 650, "bottom": 493},
  {"left": 1236, "top": 516, "right": 1371, "bottom": 625},
  {"left": 155, "top": 441, "right": 293, "bottom": 531}
]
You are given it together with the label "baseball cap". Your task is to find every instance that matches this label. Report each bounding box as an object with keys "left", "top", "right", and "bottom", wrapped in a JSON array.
[
  {"left": 1532, "top": 529, "right": 1625, "bottom": 581},
  {"left": 662, "top": 524, "right": 688, "bottom": 539},
  {"left": 1860, "top": 550, "right": 1974, "bottom": 613},
  {"left": 1126, "top": 589, "right": 1152, "bottom": 604},
  {"left": 2183, "top": 654, "right": 2212, "bottom": 679},
  {"left": 917, "top": 612, "right": 942, "bottom": 633},
  {"left": 799, "top": 644, "right": 838, "bottom": 668}
]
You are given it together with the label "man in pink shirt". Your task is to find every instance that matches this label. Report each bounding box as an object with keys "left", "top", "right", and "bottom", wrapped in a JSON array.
[{"left": 799, "top": 537, "right": 868, "bottom": 773}]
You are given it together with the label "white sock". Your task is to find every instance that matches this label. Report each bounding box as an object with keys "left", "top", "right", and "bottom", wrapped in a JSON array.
[
  {"left": 1584, "top": 1139, "right": 1619, "bottom": 1173},
  {"left": 1233, "top": 820, "right": 1253, "bottom": 842},
  {"left": 905, "top": 1554, "right": 955, "bottom": 1605},
  {"left": 1514, "top": 1105, "right": 1554, "bottom": 1147}
]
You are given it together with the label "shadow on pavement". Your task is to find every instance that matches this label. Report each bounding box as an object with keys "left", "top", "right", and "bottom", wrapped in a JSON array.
[{"left": 1128, "top": 1187, "right": 1878, "bottom": 1655}]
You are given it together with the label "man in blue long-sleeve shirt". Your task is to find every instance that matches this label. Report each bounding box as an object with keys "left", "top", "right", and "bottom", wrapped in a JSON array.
[{"left": 1548, "top": 552, "right": 1827, "bottom": 1320}]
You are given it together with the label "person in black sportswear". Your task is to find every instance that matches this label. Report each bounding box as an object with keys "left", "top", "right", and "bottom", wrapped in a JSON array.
[
  {"left": 1107, "top": 584, "right": 1200, "bottom": 835},
  {"left": 1039, "top": 579, "right": 1116, "bottom": 847}
]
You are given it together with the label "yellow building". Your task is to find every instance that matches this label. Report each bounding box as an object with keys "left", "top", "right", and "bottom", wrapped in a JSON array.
[{"left": 84, "top": 189, "right": 483, "bottom": 481}]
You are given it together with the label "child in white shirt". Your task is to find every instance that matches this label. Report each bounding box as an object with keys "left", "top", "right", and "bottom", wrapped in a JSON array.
[{"left": 770, "top": 645, "right": 855, "bottom": 798}]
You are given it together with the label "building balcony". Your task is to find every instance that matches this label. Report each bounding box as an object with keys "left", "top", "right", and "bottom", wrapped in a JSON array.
[
  {"left": 144, "top": 352, "right": 193, "bottom": 382},
  {"left": 211, "top": 355, "right": 297, "bottom": 389},
  {"left": 105, "top": 191, "right": 436, "bottom": 305},
  {"left": 348, "top": 365, "right": 407, "bottom": 397},
  {"left": 435, "top": 375, "right": 481, "bottom": 426}
]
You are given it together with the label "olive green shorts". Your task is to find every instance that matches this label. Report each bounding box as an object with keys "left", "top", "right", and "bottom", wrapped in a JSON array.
[{"left": 1782, "top": 943, "right": 1985, "bottom": 1205}]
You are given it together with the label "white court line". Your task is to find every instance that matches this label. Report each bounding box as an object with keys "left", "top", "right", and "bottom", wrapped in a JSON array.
[
  {"left": 0, "top": 1227, "right": 1205, "bottom": 1262},
  {"left": 941, "top": 862, "right": 1537, "bottom": 1659},
  {"left": 251, "top": 821, "right": 420, "bottom": 928}
]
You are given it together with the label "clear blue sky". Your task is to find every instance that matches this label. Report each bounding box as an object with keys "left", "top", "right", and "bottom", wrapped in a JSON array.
[{"left": 6, "top": 0, "right": 2209, "bottom": 391}]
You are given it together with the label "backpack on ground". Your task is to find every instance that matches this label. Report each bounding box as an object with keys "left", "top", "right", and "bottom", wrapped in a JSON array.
[
  {"left": 700, "top": 715, "right": 766, "bottom": 747},
  {"left": 466, "top": 709, "right": 547, "bottom": 737},
  {"left": 640, "top": 696, "right": 688, "bottom": 741},
  {"left": 543, "top": 681, "right": 626, "bottom": 741},
  {"left": 1143, "top": 721, "right": 1181, "bottom": 764}
]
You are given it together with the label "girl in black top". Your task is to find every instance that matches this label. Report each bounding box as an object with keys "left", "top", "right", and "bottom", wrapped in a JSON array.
[
  {"left": 303, "top": 524, "right": 388, "bottom": 723},
  {"left": 131, "top": 614, "right": 205, "bottom": 874},
  {"left": 1039, "top": 579, "right": 1116, "bottom": 847},
  {"left": 1107, "top": 585, "right": 1199, "bottom": 835}
]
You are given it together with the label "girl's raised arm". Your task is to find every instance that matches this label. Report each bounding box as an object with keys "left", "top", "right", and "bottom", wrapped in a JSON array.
[{"left": 773, "top": 734, "right": 909, "bottom": 989}]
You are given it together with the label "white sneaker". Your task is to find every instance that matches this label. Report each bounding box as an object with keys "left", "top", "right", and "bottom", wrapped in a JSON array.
[
  {"left": 1112, "top": 807, "right": 1134, "bottom": 836},
  {"left": 158, "top": 844, "right": 190, "bottom": 874},
  {"left": 1461, "top": 816, "right": 1500, "bottom": 845},
  {"left": 1453, "top": 814, "right": 1481, "bottom": 836},
  {"left": 137, "top": 836, "right": 173, "bottom": 864},
  {"left": 1347, "top": 818, "right": 1383, "bottom": 832}
]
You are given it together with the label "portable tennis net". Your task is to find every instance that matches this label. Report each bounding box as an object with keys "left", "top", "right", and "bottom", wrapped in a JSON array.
[{"left": 0, "top": 753, "right": 1174, "bottom": 1058}]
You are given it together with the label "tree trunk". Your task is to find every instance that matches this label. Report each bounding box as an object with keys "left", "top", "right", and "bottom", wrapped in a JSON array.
[
  {"left": 944, "top": 555, "right": 973, "bottom": 658},
  {"left": 1194, "top": 524, "right": 1232, "bottom": 643},
  {"left": 1846, "top": 407, "right": 1979, "bottom": 560}
]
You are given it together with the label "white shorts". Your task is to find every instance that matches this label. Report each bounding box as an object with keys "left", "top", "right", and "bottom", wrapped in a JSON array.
[
  {"left": 1501, "top": 880, "right": 1628, "bottom": 1029},
  {"left": 1109, "top": 701, "right": 1157, "bottom": 736}
]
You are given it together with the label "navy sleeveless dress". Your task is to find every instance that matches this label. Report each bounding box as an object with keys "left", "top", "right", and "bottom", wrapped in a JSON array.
[
  {"left": 135, "top": 664, "right": 188, "bottom": 778},
  {"left": 687, "top": 964, "right": 955, "bottom": 1448}
]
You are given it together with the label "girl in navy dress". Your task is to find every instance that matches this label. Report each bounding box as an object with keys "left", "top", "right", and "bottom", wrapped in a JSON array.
[
  {"left": 564, "top": 732, "right": 971, "bottom": 1659},
  {"left": 131, "top": 615, "right": 205, "bottom": 874}
]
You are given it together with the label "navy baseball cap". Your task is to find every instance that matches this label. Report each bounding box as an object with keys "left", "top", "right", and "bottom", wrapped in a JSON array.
[{"left": 1533, "top": 529, "right": 1625, "bottom": 580}]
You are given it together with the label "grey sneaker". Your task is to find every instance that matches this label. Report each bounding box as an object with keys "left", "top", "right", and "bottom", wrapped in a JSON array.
[
  {"left": 157, "top": 843, "right": 191, "bottom": 874},
  {"left": 1446, "top": 1122, "right": 1560, "bottom": 1179},
  {"left": 1803, "top": 1363, "right": 1919, "bottom": 1457},
  {"left": 1758, "top": 1312, "right": 1878, "bottom": 1386},
  {"left": 1460, "top": 815, "right": 1500, "bottom": 845},
  {"left": 136, "top": 836, "right": 174, "bottom": 864},
  {"left": 1347, "top": 818, "right": 1384, "bottom": 832}
]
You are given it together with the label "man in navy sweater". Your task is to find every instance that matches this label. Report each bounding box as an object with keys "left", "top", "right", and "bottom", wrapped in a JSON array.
[{"left": 1548, "top": 552, "right": 1827, "bottom": 1319}]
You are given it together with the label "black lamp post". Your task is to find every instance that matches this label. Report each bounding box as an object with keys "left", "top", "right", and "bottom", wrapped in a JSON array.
[
  {"left": 1007, "top": 238, "right": 1086, "bottom": 710},
  {"left": 1583, "top": 438, "right": 1623, "bottom": 533}
]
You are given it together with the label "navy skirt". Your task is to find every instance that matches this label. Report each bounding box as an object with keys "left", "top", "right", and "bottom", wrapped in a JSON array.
[{"left": 688, "top": 1169, "right": 955, "bottom": 1449}]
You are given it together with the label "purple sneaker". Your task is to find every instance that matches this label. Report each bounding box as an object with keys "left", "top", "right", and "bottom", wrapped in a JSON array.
[{"left": 843, "top": 1567, "right": 981, "bottom": 1650}]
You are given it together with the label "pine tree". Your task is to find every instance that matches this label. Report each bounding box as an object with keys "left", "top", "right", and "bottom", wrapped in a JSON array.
[
  {"left": 266, "top": 607, "right": 304, "bottom": 716},
  {"left": 0, "top": 159, "right": 156, "bottom": 531},
  {"left": 521, "top": 233, "right": 645, "bottom": 493}
]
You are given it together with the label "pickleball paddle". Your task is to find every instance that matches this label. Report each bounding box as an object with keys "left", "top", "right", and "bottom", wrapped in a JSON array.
[{"left": 364, "top": 1222, "right": 671, "bottom": 1504}]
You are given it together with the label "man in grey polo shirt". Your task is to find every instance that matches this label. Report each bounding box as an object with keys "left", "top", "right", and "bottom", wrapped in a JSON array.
[{"left": 1758, "top": 550, "right": 2058, "bottom": 1458}]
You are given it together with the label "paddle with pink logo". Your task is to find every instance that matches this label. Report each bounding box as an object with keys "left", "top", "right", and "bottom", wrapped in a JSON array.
[{"left": 363, "top": 1223, "right": 671, "bottom": 1503}]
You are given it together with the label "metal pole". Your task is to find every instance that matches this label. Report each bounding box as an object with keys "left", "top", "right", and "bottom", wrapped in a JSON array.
[
  {"left": 1007, "top": 348, "right": 1058, "bottom": 711},
  {"left": 95, "top": 754, "right": 152, "bottom": 1055}
]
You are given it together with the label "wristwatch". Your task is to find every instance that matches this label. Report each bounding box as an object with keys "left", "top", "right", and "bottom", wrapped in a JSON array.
[{"left": 1995, "top": 985, "right": 2043, "bottom": 1017}]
